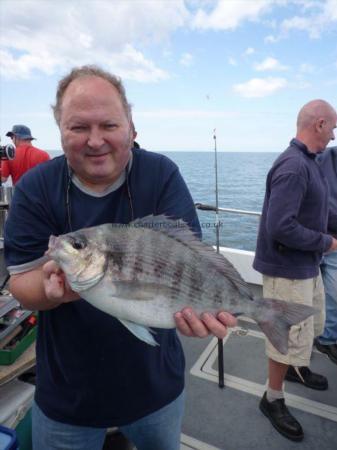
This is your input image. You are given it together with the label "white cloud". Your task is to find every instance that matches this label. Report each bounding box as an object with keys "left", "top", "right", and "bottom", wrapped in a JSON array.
[
  {"left": 0, "top": 0, "right": 189, "bottom": 81},
  {"left": 254, "top": 57, "right": 288, "bottom": 71},
  {"left": 192, "top": 0, "right": 273, "bottom": 30},
  {"left": 2, "top": 0, "right": 336, "bottom": 82},
  {"left": 228, "top": 57, "right": 237, "bottom": 66},
  {"left": 0, "top": 49, "right": 58, "bottom": 79},
  {"left": 105, "top": 45, "right": 169, "bottom": 83},
  {"left": 295, "top": 1, "right": 321, "bottom": 11},
  {"left": 265, "top": 34, "right": 278, "bottom": 43},
  {"left": 325, "top": 0, "right": 337, "bottom": 20},
  {"left": 233, "top": 77, "right": 287, "bottom": 98},
  {"left": 281, "top": 15, "right": 317, "bottom": 37},
  {"left": 299, "top": 63, "right": 315, "bottom": 74},
  {"left": 0, "top": 43, "right": 169, "bottom": 83},
  {"left": 280, "top": 0, "right": 337, "bottom": 39},
  {"left": 244, "top": 47, "right": 255, "bottom": 56},
  {"left": 180, "top": 53, "right": 194, "bottom": 67}
]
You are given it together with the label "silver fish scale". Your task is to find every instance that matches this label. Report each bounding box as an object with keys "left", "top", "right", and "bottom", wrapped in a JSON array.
[
  {"left": 48, "top": 217, "right": 318, "bottom": 350},
  {"left": 104, "top": 225, "right": 253, "bottom": 312}
]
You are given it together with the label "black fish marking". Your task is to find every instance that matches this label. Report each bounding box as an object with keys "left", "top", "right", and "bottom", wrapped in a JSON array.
[
  {"left": 109, "top": 251, "right": 124, "bottom": 272},
  {"left": 130, "top": 215, "right": 254, "bottom": 300}
]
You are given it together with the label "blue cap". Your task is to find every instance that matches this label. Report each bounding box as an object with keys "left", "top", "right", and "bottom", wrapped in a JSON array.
[{"left": 6, "top": 124, "right": 35, "bottom": 140}]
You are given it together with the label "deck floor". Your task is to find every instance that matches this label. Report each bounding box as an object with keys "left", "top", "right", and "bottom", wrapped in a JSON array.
[{"left": 180, "top": 285, "right": 337, "bottom": 449}]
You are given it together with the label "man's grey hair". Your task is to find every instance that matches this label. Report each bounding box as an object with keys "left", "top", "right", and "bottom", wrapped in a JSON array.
[{"left": 52, "top": 65, "right": 132, "bottom": 125}]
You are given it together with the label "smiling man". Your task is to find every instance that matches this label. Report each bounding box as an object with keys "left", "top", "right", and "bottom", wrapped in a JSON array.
[
  {"left": 56, "top": 75, "right": 135, "bottom": 191},
  {"left": 4, "top": 65, "right": 236, "bottom": 450}
]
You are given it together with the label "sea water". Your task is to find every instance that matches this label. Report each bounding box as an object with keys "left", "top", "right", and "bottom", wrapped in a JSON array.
[
  {"left": 48, "top": 150, "right": 279, "bottom": 251},
  {"left": 162, "top": 152, "right": 279, "bottom": 251}
]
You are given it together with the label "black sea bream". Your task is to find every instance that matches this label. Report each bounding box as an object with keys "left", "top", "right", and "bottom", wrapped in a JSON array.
[{"left": 48, "top": 215, "right": 316, "bottom": 353}]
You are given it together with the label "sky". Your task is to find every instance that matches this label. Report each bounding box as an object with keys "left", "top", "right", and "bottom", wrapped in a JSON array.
[{"left": 1, "top": 0, "right": 337, "bottom": 152}]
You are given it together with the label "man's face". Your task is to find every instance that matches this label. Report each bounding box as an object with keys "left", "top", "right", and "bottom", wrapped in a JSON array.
[
  {"left": 318, "top": 112, "right": 337, "bottom": 151},
  {"left": 59, "top": 76, "right": 135, "bottom": 190}
]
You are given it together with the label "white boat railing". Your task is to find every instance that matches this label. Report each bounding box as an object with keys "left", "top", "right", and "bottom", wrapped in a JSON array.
[
  {"left": 215, "top": 206, "right": 261, "bottom": 217},
  {"left": 195, "top": 203, "right": 263, "bottom": 285},
  {"left": 195, "top": 202, "right": 261, "bottom": 218}
]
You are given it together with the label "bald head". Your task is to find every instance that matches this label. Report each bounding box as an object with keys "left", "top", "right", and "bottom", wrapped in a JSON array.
[
  {"left": 297, "top": 99, "right": 336, "bottom": 130},
  {"left": 296, "top": 99, "right": 337, "bottom": 152}
]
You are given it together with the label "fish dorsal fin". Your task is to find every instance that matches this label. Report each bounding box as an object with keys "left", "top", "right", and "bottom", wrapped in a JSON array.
[
  {"left": 130, "top": 214, "right": 198, "bottom": 242},
  {"left": 130, "top": 215, "right": 253, "bottom": 299},
  {"left": 195, "top": 242, "right": 253, "bottom": 299}
]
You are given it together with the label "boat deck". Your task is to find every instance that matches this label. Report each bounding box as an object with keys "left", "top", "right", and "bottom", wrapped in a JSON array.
[{"left": 180, "top": 283, "right": 337, "bottom": 450}]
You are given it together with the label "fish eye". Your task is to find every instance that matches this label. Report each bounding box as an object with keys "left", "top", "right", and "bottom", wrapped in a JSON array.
[
  {"left": 70, "top": 236, "right": 87, "bottom": 250},
  {"left": 73, "top": 241, "right": 85, "bottom": 250}
]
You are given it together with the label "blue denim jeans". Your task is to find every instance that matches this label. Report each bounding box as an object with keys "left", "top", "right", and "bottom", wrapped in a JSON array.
[
  {"left": 32, "top": 390, "right": 185, "bottom": 450},
  {"left": 318, "top": 251, "right": 337, "bottom": 345}
]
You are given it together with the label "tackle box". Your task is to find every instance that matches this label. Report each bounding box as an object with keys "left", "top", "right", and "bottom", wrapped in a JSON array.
[{"left": 0, "top": 327, "right": 37, "bottom": 366}]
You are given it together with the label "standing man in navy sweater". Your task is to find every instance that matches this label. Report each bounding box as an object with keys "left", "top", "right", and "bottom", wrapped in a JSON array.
[
  {"left": 253, "top": 99, "right": 337, "bottom": 442},
  {"left": 315, "top": 146, "right": 337, "bottom": 364}
]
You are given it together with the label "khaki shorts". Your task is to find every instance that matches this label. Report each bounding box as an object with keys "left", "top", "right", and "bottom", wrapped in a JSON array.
[{"left": 263, "top": 274, "right": 325, "bottom": 366}]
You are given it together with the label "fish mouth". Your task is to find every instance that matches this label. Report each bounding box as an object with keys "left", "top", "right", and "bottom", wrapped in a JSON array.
[{"left": 47, "top": 235, "right": 60, "bottom": 255}]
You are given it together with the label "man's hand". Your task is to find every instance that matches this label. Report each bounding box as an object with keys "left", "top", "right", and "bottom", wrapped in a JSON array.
[
  {"left": 328, "top": 237, "right": 337, "bottom": 252},
  {"left": 42, "top": 260, "right": 80, "bottom": 304},
  {"left": 174, "top": 308, "right": 237, "bottom": 339}
]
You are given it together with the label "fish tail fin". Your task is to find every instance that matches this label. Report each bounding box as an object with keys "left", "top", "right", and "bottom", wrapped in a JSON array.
[{"left": 253, "top": 298, "right": 318, "bottom": 355}]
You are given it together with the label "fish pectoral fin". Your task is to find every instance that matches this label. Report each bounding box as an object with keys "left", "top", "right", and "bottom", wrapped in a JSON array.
[{"left": 118, "top": 319, "right": 159, "bottom": 347}]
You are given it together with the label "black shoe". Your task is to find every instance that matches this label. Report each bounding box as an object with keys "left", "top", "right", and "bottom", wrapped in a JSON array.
[
  {"left": 315, "top": 341, "right": 337, "bottom": 365},
  {"left": 259, "top": 392, "right": 303, "bottom": 441},
  {"left": 285, "top": 366, "right": 328, "bottom": 390}
]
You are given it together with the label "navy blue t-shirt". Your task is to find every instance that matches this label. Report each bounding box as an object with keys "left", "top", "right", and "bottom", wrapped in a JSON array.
[{"left": 4, "top": 148, "right": 201, "bottom": 427}]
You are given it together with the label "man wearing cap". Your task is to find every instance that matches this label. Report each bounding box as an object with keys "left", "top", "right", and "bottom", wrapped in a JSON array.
[{"left": 1, "top": 125, "right": 50, "bottom": 185}]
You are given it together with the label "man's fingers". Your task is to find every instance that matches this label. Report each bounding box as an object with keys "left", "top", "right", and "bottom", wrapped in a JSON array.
[
  {"left": 183, "top": 309, "right": 210, "bottom": 337},
  {"left": 200, "top": 312, "right": 229, "bottom": 339},
  {"left": 44, "top": 273, "right": 65, "bottom": 299},
  {"left": 175, "top": 308, "right": 210, "bottom": 338},
  {"left": 174, "top": 311, "right": 194, "bottom": 337},
  {"left": 217, "top": 311, "right": 238, "bottom": 328},
  {"left": 174, "top": 308, "right": 238, "bottom": 339},
  {"left": 43, "top": 260, "right": 61, "bottom": 277}
]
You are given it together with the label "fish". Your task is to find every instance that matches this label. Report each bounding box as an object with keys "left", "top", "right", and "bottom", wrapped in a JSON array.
[{"left": 47, "top": 215, "right": 317, "bottom": 353}]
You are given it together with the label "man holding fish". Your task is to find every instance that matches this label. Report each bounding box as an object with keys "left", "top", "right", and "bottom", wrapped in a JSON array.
[{"left": 4, "top": 65, "right": 238, "bottom": 450}]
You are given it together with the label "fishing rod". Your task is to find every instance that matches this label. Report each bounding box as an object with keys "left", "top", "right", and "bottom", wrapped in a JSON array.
[
  {"left": 214, "top": 129, "right": 220, "bottom": 254},
  {"left": 213, "top": 129, "right": 225, "bottom": 389}
]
